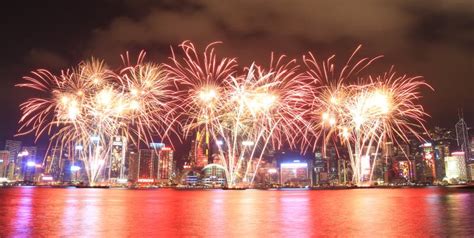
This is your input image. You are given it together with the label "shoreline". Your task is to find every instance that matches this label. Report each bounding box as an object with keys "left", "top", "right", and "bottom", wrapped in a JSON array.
[{"left": 1, "top": 184, "right": 473, "bottom": 190}]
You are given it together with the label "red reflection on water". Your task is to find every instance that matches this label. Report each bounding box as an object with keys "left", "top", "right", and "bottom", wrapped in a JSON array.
[{"left": 0, "top": 187, "right": 473, "bottom": 237}]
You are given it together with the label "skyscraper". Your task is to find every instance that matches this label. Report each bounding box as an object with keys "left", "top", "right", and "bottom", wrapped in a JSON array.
[
  {"left": 108, "top": 136, "right": 127, "bottom": 182},
  {"left": 192, "top": 131, "right": 209, "bottom": 168},
  {"left": 455, "top": 117, "right": 470, "bottom": 159},
  {"left": 44, "top": 147, "right": 64, "bottom": 181},
  {"left": 21, "top": 146, "right": 38, "bottom": 182},
  {"left": 129, "top": 148, "right": 159, "bottom": 184},
  {"left": 4, "top": 140, "right": 22, "bottom": 162},
  {"left": 0, "top": 150, "right": 10, "bottom": 178},
  {"left": 4, "top": 140, "right": 22, "bottom": 180},
  {"left": 455, "top": 116, "right": 471, "bottom": 180},
  {"left": 158, "top": 147, "right": 174, "bottom": 184},
  {"left": 445, "top": 152, "right": 468, "bottom": 181}
]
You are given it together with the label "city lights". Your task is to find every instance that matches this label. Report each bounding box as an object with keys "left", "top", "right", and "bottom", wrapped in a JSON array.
[
  {"left": 17, "top": 41, "right": 432, "bottom": 188},
  {"left": 2, "top": 2, "right": 472, "bottom": 237},
  {"left": 305, "top": 47, "right": 431, "bottom": 186},
  {"left": 41, "top": 175, "right": 53, "bottom": 181},
  {"left": 242, "top": 141, "right": 255, "bottom": 146},
  {"left": 70, "top": 165, "right": 81, "bottom": 172}
]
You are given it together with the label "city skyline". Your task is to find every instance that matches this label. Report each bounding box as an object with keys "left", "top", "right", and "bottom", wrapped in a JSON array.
[
  {"left": 0, "top": 1, "right": 473, "bottom": 147},
  {"left": 0, "top": 2, "right": 473, "bottom": 237}
]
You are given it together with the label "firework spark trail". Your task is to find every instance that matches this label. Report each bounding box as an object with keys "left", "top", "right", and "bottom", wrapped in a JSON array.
[
  {"left": 242, "top": 55, "right": 313, "bottom": 184},
  {"left": 167, "top": 42, "right": 311, "bottom": 187},
  {"left": 305, "top": 47, "right": 431, "bottom": 185},
  {"left": 17, "top": 41, "right": 431, "bottom": 187},
  {"left": 17, "top": 54, "right": 176, "bottom": 185},
  {"left": 166, "top": 41, "right": 238, "bottom": 185}
]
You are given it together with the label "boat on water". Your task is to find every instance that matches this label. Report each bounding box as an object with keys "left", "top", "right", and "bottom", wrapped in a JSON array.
[
  {"left": 75, "top": 185, "right": 110, "bottom": 189},
  {"left": 445, "top": 184, "right": 474, "bottom": 189},
  {"left": 174, "top": 186, "right": 213, "bottom": 190},
  {"left": 49, "top": 184, "right": 76, "bottom": 188},
  {"left": 222, "top": 187, "right": 247, "bottom": 190}
]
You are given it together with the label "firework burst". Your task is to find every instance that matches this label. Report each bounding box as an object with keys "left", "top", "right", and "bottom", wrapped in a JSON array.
[
  {"left": 167, "top": 42, "right": 311, "bottom": 187},
  {"left": 305, "top": 47, "right": 431, "bottom": 185},
  {"left": 17, "top": 41, "right": 431, "bottom": 187},
  {"left": 17, "top": 53, "right": 175, "bottom": 185}
]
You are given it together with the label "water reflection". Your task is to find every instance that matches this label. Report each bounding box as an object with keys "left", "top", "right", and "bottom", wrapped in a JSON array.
[
  {"left": 12, "top": 189, "right": 33, "bottom": 237},
  {"left": 0, "top": 187, "right": 472, "bottom": 237}
]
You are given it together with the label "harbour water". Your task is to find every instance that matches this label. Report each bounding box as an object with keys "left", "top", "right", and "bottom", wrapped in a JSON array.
[{"left": 0, "top": 187, "right": 472, "bottom": 237}]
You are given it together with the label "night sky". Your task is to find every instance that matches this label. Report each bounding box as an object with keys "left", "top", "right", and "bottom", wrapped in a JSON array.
[{"left": 0, "top": 0, "right": 472, "bottom": 148}]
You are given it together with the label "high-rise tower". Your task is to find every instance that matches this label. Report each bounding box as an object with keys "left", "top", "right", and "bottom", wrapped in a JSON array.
[{"left": 455, "top": 113, "right": 471, "bottom": 180}]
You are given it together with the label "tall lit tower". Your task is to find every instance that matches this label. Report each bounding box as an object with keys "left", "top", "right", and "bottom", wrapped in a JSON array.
[
  {"left": 108, "top": 136, "right": 127, "bottom": 182},
  {"left": 455, "top": 113, "right": 471, "bottom": 179},
  {"left": 456, "top": 116, "right": 470, "bottom": 158},
  {"left": 193, "top": 130, "right": 209, "bottom": 168}
]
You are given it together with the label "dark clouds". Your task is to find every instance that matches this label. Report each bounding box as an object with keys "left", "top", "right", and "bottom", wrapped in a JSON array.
[
  {"left": 0, "top": 0, "right": 473, "bottom": 142},
  {"left": 85, "top": 0, "right": 474, "bottom": 127},
  {"left": 25, "top": 48, "right": 69, "bottom": 68}
]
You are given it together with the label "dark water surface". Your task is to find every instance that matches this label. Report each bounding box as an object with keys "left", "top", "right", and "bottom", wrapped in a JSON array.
[{"left": 0, "top": 187, "right": 473, "bottom": 237}]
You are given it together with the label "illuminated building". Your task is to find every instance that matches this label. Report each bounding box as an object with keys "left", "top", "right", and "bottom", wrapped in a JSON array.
[
  {"left": 280, "top": 160, "right": 310, "bottom": 187},
  {"left": 44, "top": 147, "right": 64, "bottom": 182},
  {"left": 108, "top": 136, "right": 127, "bottom": 183},
  {"left": 4, "top": 140, "right": 21, "bottom": 163},
  {"left": 202, "top": 163, "right": 226, "bottom": 186},
  {"left": 313, "top": 145, "right": 346, "bottom": 185},
  {"left": 380, "top": 141, "right": 415, "bottom": 184},
  {"left": 360, "top": 155, "right": 371, "bottom": 179},
  {"left": 313, "top": 151, "right": 326, "bottom": 185},
  {"left": 455, "top": 117, "right": 470, "bottom": 161},
  {"left": 251, "top": 158, "right": 278, "bottom": 187},
  {"left": 471, "top": 137, "right": 474, "bottom": 156},
  {"left": 192, "top": 131, "right": 209, "bottom": 168},
  {"left": 0, "top": 150, "right": 9, "bottom": 178},
  {"left": 4, "top": 140, "right": 21, "bottom": 180},
  {"left": 127, "top": 150, "right": 139, "bottom": 182},
  {"left": 70, "top": 160, "right": 85, "bottom": 182},
  {"left": 15, "top": 146, "right": 37, "bottom": 182},
  {"left": 157, "top": 147, "right": 174, "bottom": 183},
  {"left": 127, "top": 143, "right": 172, "bottom": 184},
  {"left": 469, "top": 164, "right": 474, "bottom": 181},
  {"left": 414, "top": 142, "right": 437, "bottom": 183},
  {"left": 135, "top": 149, "right": 159, "bottom": 183},
  {"left": 444, "top": 152, "right": 468, "bottom": 181},
  {"left": 397, "top": 161, "right": 411, "bottom": 181},
  {"left": 455, "top": 117, "right": 471, "bottom": 179},
  {"left": 60, "top": 158, "right": 73, "bottom": 182},
  {"left": 427, "top": 127, "right": 458, "bottom": 181}
]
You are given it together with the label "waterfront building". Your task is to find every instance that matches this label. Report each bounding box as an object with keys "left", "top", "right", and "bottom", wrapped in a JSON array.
[
  {"left": 280, "top": 159, "right": 311, "bottom": 187},
  {"left": 190, "top": 131, "right": 209, "bottom": 169},
  {"left": 60, "top": 158, "right": 73, "bottom": 182},
  {"left": 0, "top": 150, "right": 9, "bottom": 178},
  {"left": 127, "top": 150, "right": 139, "bottom": 183},
  {"left": 469, "top": 164, "right": 474, "bottom": 181},
  {"left": 414, "top": 142, "right": 437, "bottom": 183},
  {"left": 135, "top": 149, "right": 159, "bottom": 183},
  {"left": 444, "top": 152, "right": 468, "bottom": 181},
  {"left": 21, "top": 146, "right": 38, "bottom": 182},
  {"left": 4, "top": 140, "right": 22, "bottom": 180},
  {"left": 108, "top": 136, "right": 127, "bottom": 183},
  {"left": 157, "top": 147, "right": 174, "bottom": 184},
  {"left": 312, "top": 151, "right": 327, "bottom": 185},
  {"left": 382, "top": 142, "right": 415, "bottom": 184},
  {"left": 201, "top": 162, "right": 226, "bottom": 186},
  {"left": 127, "top": 143, "right": 172, "bottom": 184},
  {"left": 44, "top": 147, "right": 64, "bottom": 182},
  {"left": 4, "top": 140, "right": 21, "bottom": 163},
  {"left": 251, "top": 158, "right": 278, "bottom": 187}
]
